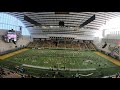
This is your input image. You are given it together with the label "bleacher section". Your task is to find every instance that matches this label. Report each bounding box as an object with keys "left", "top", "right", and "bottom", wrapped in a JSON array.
[
  {"left": 27, "top": 39, "right": 96, "bottom": 51},
  {"left": 96, "top": 42, "right": 120, "bottom": 60},
  {"left": 16, "top": 36, "right": 30, "bottom": 47},
  {"left": 86, "top": 43, "right": 95, "bottom": 50}
]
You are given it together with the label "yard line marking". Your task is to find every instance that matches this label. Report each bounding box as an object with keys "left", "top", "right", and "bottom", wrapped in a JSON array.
[
  {"left": 22, "top": 64, "right": 96, "bottom": 71},
  {"left": 79, "top": 73, "right": 93, "bottom": 76}
]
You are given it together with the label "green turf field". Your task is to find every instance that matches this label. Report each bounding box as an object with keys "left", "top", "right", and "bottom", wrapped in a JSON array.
[{"left": 0, "top": 48, "right": 120, "bottom": 78}]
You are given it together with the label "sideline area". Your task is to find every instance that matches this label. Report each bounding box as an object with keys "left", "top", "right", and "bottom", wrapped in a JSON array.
[
  {"left": 22, "top": 64, "right": 96, "bottom": 71},
  {"left": 95, "top": 52, "right": 120, "bottom": 66},
  {"left": 0, "top": 48, "right": 29, "bottom": 60}
]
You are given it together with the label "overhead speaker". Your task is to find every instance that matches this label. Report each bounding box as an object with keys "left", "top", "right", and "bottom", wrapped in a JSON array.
[
  {"left": 102, "top": 42, "right": 107, "bottom": 48},
  {"left": 59, "top": 21, "right": 64, "bottom": 26}
]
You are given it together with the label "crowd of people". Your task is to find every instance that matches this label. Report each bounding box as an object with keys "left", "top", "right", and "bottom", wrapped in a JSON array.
[
  {"left": 102, "top": 72, "right": 120, "bottom": 78},
  {"left": 0, "top": 66, "right": 87, "bottom": 78},
  {"left": 0, "top": 67, "right": 36, "bottom": 78},
  {"left": 107, "top": 73, "right": 120, "bottom": 78},
  {"left": 2, "top": 66, "right": 120, "bottom": 78},
  {"left": 0, "top": 67, "right": 5, "bottom": 78},
  {"left": 27, "top": 40, "right": 96, "bottom": 51}
]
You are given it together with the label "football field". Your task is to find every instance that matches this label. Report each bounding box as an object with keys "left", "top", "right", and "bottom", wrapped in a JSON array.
[{"left": 0, "top": 48, "right": 120, "bottom": 78}]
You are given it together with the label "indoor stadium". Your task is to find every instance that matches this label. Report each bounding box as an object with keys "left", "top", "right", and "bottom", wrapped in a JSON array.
[{"left": 0, "top": 12, "right": 120, "bottom": 78}]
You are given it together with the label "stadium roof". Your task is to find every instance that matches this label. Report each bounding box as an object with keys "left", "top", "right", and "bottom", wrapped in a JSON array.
[{"left": 4, "top": 12, "right": 120, "bottom": 36}]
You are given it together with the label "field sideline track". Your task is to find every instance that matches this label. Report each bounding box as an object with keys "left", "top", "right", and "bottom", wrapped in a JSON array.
[
  {"left": 0, "top": 48, "right": 29, "bottom": 60},
  {"left": 95, "top": 52, "right": 120, "bottom": 66}
]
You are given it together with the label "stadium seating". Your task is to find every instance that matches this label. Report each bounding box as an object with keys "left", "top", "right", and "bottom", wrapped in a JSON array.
[{"left": 27, "top": 40, "right": 96, "bottom": 51}]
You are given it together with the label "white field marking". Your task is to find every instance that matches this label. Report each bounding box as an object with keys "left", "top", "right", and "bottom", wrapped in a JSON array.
[
  {"left": 56, "top": 62, "right": 61, "bottom": 64},
  {"left": 32, "top": 60, "right": 37, "bottom": 62},
  {"left": 70, "top": 63, "right": 75, "bottom": 65},
  {"left": 84, "top": 60, "right": 93, "bottom": 62},
  {"left": 83, "top": 62, "right": 88, "bottom": 65},
  {"left": 79, "top": 73, "right": 93, "bottom": 76},
  {"left": 44, "top": 61, "right": 48, "bottom": 63},
  {"left": 22, "top": 64, "right": 96, "bottom": 71}
]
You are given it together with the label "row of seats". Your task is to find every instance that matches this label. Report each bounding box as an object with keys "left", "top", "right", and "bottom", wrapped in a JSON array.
[
  {"left": 0, "top": 67, "right": 35, "bottom": 78},
  {"left": 27, "top": 40, "right": 96, "bottom": 50}
]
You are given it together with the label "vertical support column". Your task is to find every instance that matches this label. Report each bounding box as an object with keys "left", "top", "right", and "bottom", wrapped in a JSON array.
[
  {"left": 102, "top": 29, "right": 105, "bottom": 38},
  {"left": 64, "top": 37, "right": 66, "bottom": 48}
]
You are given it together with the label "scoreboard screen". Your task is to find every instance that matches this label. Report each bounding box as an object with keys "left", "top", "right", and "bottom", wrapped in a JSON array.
[
  {"left": 3, "top": 29, "right": 18, "bottom": 44},
  {"left": 7, "top": 32, "right": 17, "bottom": 41}
]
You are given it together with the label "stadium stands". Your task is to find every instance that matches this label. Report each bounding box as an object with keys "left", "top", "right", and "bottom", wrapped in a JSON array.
[
  {"left": 0, "top": 66, "right": 36, "bottom": 78},
  {"left": 0, "top": 12, "right": 120, "bottom": 78},
  {"left": 27, "top": 39, "right": 96, "bottom": 51}
]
